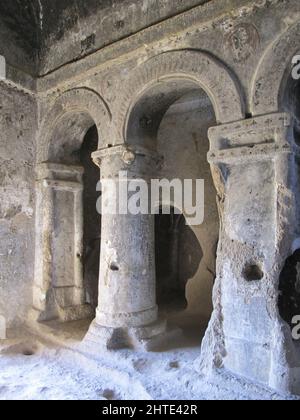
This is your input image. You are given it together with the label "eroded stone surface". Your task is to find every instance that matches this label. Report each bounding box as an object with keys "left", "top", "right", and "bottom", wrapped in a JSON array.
[{"left": 1, "top": 0, "right": 300, "bottom": 399}]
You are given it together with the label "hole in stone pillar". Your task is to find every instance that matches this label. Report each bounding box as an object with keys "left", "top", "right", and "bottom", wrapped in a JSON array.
[
  {"left": 243, "top": 263, "right": 264, "bottom": 282},
  {"left": 279, "top": 249, "right": 300, "bottom": 332},
  {"left": 80, "top": 125, "right": 101, "bottom": 313},
  {"left": 110, "top": 263, "right": 119, "bottom": 272}
]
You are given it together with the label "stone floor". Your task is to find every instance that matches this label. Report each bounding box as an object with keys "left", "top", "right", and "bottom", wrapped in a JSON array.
[{"left": 0, "top": 318, "right": 299, "bottom": 401}]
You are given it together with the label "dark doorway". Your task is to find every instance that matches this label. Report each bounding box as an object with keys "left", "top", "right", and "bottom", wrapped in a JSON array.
[
  {"left": 80, "top": 125, "right": 101, "bottom": 311},
  {"left": 155, "top": 207, "right": 203, "bottom": 315},
  {"left": 279, "top": 249, "right": 300, "bottom": 335}
]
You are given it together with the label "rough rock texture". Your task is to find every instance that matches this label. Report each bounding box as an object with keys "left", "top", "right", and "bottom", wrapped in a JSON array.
[
  {"left": 1, "top": 327, "right": 299, "bottom": 400},
  {"left": 0, "top": 83, "right": 37, "bottom": 327},
  {"left": 1, "top": 0, "right": 300, "bottom": 399},
  {"left": 0, "top": 0, "right": 210, "bottom": 75}
]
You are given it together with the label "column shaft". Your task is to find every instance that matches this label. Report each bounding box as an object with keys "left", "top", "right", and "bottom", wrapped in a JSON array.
[{"left": 94, "top": 146, "right": 160, "bottom": 328}]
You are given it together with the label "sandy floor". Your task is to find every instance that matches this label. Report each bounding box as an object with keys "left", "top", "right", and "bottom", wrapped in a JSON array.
[{"left": 0, "top": 322, "right": 299, "bottom": 401}]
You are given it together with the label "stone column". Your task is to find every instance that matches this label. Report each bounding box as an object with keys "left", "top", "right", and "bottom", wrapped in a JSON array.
[
  {"left": 85, "top": 145, "right": 166, "bottom": 350},
  {"left": 197, "top": 112, "right": 300, "bottom": 396}
]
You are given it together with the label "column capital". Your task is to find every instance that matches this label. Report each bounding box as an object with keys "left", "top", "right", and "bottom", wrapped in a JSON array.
[
  {"left": 207, "top": 112, "right": 292, "bottom": 165},
  {"left": 92, "top": 144, "right": 162, "bottom": 167}
]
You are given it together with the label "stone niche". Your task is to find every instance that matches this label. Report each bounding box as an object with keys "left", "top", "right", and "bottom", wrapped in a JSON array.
[{"left": 32, "top": 163, "right": 93, "bottom": 322}]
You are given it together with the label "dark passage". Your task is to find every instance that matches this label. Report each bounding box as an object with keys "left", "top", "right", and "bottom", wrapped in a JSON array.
[
  {"left": 279, "top": 249, "right": 300, "bottom": 334},
  {"left": 155, "top": 207, "right": 203, "bottom": 314},
  {"left": 80, "top": 125, "right": 101, "bottom": 311}
]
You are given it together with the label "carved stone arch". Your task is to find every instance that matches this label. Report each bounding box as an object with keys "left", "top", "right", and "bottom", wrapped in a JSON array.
[
  {"left": 251, "top": 20, "right": 300, "bottom": 116},
  {"left": 32, "top": 87, "right": 111, "bottom": 323},
  {"left": 37, "top": 87, "right": 112, "bottom": 163},
  {"left": 115, "top": 50, "right": 245, "bottom": 144}
]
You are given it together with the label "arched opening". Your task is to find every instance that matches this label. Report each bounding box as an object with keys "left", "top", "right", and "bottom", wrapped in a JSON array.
[
  {"left": 282, "top": 64, "right": 300, "bottom": 139},
  {"left": 156, "top": 207, "right": 190, "bottom": 312},
  {"left": 279, "top": 69, "right": 300, "bottom": 342},
  {"left": 47, "top": 112, "right": 96, "bottom": 164},
  {"left": 127, "top": 80, "right": 219, "bottom": 346},
  {"left": 155, "top": 206, "right": 204, "bottom": 342},
  {"left": 34, "top": 111, "right": 101, "bottom": 328}
]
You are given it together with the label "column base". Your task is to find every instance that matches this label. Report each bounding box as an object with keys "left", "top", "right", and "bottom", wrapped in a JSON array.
[
  {"left": 196, "top": 324, "right": 300, "bottom": 397},
  {"left": 83, "top": 318, "right": 169, "bottom": 352},
  {"left": 95, "top": 306, "right": 158, "bottom": 329}
]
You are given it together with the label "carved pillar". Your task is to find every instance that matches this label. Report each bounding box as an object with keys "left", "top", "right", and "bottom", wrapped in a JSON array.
[
  {"left": 197, "top": 113, "right": 300, "bottom": 395},
  {"left": 31, "top": 163, "right": 93, "bottom": 322},
  {"left": 85, "top": 145, "right": 166, "bottom": 350}
]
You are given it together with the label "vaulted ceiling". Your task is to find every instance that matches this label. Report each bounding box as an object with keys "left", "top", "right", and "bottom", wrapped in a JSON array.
[
  {"left": 0, "top": 0, "right": 104, "bottom": 57},
  {"left": 0, "top": 0, "right": 210, "bottom": 75}
]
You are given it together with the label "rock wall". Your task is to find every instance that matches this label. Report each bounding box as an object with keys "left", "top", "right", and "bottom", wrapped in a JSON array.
[{"left": 0, "top": 83, "right": 37, "bottom": 327}]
